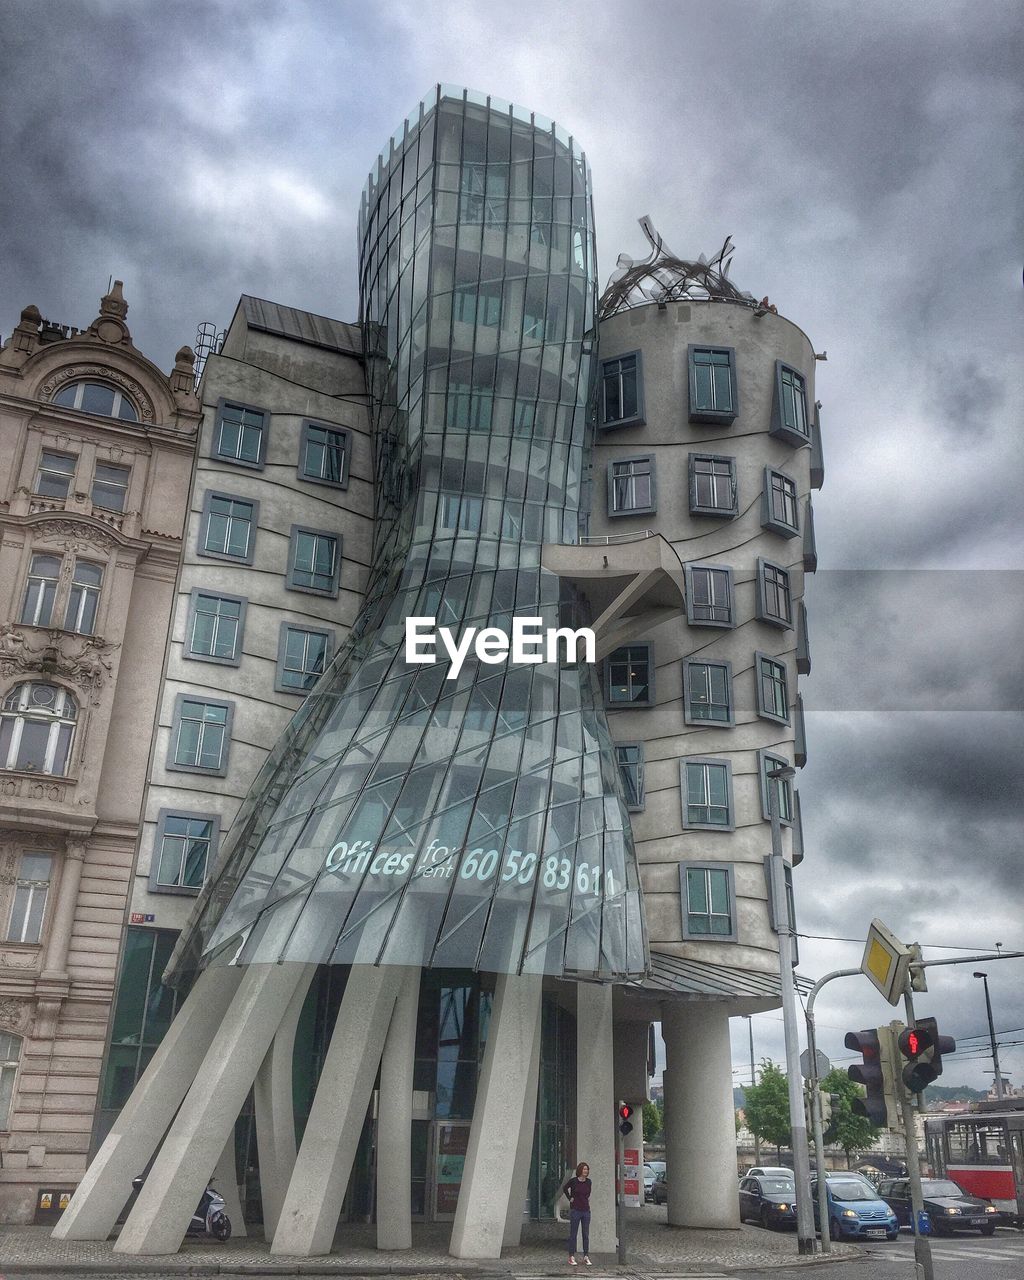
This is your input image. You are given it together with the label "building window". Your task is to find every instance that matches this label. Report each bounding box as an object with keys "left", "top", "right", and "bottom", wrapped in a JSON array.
[
  {"left": 438, "top": 493, "right": 483, "bottom": 533},
  {"left": 34, "top": 451, "right": 76, "bottom": 499},
  {"left": 685, "top": 564, "right": 734, "bottom": 628},
  {"left": 797, "top": 601, "right": 811, "bottom": 674},
  {"left": 759, "top": 750, "right": 794, "bottom": 824},
  {"left": 688, "top": 346, "right": 737, "bottom": 424},
  {"left": 168, "top": 695, "right": 232, "bottom": 775},
  {"left": 605, "top": 645, "right": 654, "bottom": 706},
  {"left": 151, "top": 810, "right": 218, "bottom": 893},
  {"left": 756, "top": 558, "right": 793, "bottom": 628},
  {"left": 0, "top": 1031, "right": 22, "bottom": 1131},
  {"left": 447, "top": 384, "right": 493, "bottom": 432},
  {"left": 683, "top": 660, "right": 733, "bottom": 726},
  {"left": 53, "top": 380, "right": 138, "bottom": 422},
  {"left": 185, "top": 591, "right": 245, "bottom": 665},
  {"left": 299, "top": 422, "right": 350, "bottom": 488},
  {"left": 755, "top": 652, "right": 790, "bottom": 724},
  {"left": 287, "top": 526, "right": 341, "bottom": 596},
  {"left": 199, "top": 492, "right": 258, "bottom": 563},
  {"left": 680, "top": 758, "right": 734, "bottom": 830},
  {"left": 764, "top": 858, "right": 798, "bottom": 953},
  {"left": 761, "top": 468, "right": 800, "bottom": 538},
  {"left": 459, "top": 163, "right": 507, "bottom": 225},
  {"left": 276, "top": 624, "right": 333, "bottom": 694},
  {"left": 20, "top": 554, "right": 61, "bottom": 627},
  {"left": 91, "top": 462, "right": 131, "bottom": 512},
  {"left": 101, "top": 928, "right": 188, "bottom": 1110},
  {"left": 772, "top": 361, "right": 810, "bottom": 445},
  {"left": 608, "top": 455, "right": 656, "bottom": 516},
  {"left": 599, "top": 352, "right": 644, "bottom": 428},
  {"left": 682, "top": 864, "right": 735, "bottom": 939},
  {"left": 213, "top": 400, "right": 267, "bottom": 468},
  {"left": 615, "top": 743, "right": 645, "bottom": 811},
  {"left": 454, "top": 287, "right": 502, "bottom": 327},
  {"left": 64, "top": 560, "right": 103, "bottom": 635},
  {"left": 6, "top": 853, "right": 53, "bottom": 944},
  {"left": 0, "top": 683, "right": 77, "bottom": 775},
  {"left": 688, "top": 453, "right": 737, "bottom": 517}
]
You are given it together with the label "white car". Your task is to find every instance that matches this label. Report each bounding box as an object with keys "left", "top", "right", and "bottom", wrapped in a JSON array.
[{"left": 743, "top": 1166, "right": 793, "bottom": 1179}]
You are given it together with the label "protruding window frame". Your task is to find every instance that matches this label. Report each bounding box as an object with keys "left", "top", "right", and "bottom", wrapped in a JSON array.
[
  {"left": 688, "top": 453, "right": 738, "bottom": 518},
  {"left": 211, "top": 398, "right": 268, "bottom": 470},
  {"left": 680, "top": 757, "right": 735, "bottom": 832},
  {"left": 598, "top": 350, "right": 645, "bottom": 430},
  {"left": 615, "top": 742, "right": 645, "bottom": 812},
  {"left": 683, "top": 659, "right": 734, "bottom": 727},
  {"left": 607, "top": 454, "right": 656, "bottom": 517},
  {"left": 685, "top": 563, "right": 735, "bottom": 629},
  {"left": 687, "top": 345, "right": 738, "bottom": 425},
  {"left": 761, "top": 466, "right": 800, "bottom": 538},
  {"left": 681, "top": 861, "right": 737, "bottom": 941}
]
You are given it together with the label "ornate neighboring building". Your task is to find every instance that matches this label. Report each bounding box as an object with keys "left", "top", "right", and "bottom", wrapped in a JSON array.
[{"left": 0, "top": 286, "right": 200, "bottom": 1222}]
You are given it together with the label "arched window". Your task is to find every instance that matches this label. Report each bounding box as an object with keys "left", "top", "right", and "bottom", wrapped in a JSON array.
[
  {"left": 0, "top": 683, "right": 78, "bottom": 775},
  {"left": 53, "top": 380, "right": 138, "bottom": 422},
  {"left": 0, "top": 1031, "right": 22, "bottom": 1130}
]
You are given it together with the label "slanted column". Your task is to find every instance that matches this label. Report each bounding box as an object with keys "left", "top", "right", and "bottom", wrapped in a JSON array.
[
  {"left": 114, "top": 962, "right": 310, "bottom": 1255},
  {"left": 501, "top": 984, "right": 542, "bottom": 1247},
  {"left": 271, "top": 964, "right": 405, "bottom": 1256},
  {"left": 254, "top": 965, "right": 317, "bottom": 1237},
  {"left": 449, "top": 972, "right": 543, "bottom": 1259},
  {"left": 53, "top": 964, "right": 244, "bottom": 1242},
  {"left": 376, "top": 967, "right": 421, "bottom": 1250},
  {"left": 575, "top": 982, "right": 616, "bottom": 1253},
  {"left": 213, "top": 1134, "right": 246, "bottom": 1238},
  {"left": 662, "top": 1002, "right": 739, "bottom": 1228}
]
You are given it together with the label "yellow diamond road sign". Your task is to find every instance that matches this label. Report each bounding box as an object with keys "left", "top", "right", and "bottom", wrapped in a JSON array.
[{"left": 862, "top": 919, "right": 913, "bottom": 1005}]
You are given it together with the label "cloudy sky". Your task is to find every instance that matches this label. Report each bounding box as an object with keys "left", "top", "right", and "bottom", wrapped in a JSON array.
[{"left": 3, "top": 1, "right": 1021, "bottom": 1092}]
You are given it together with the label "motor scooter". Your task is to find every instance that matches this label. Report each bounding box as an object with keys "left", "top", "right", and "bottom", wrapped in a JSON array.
[{"left": 129, "top": 1175, "right": 232, "bottom": 1241}]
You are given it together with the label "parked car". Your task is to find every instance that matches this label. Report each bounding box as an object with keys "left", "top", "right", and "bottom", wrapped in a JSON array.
[
  {"left": 643, "top": 1160, "right": 666, "bottom": 1201},
  {"left": 743, "top": 1165, "right": 793, "bottom": 1179},
  {"left": 810, "top": 1173, "right": 898, "bottom": 1242},
  {"left": 738, "top": 1174, "right": 797, "bottom": 1230},
  {"left": 651, "top": 1170, "right": 668, "bottom": 1205},
  {"left": 876, "top": 1177, "right": 1000, "bottom": 1236}
]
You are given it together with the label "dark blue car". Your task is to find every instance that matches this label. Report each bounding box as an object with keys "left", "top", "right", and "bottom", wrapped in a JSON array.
[{"left": 811, "top": 1174, "right": 898, "bottom": 1241}]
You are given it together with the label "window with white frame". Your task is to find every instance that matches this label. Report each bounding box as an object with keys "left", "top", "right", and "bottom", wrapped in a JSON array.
[
  {"left": 755, "top": 653, "right": 790, "bottom": 724},
  {"left": 682, "top": 863, "right": 735, "bottom": 938},
  {"left": 153, "top": 812, "right": 216, "bottom": 891},
  {"left": 91, "top": 462, "right": 131, "bottom": 512},
  {"left": 605, "top": 645, "right": 653, "bottom": 706},
  {"left": 277, "top": 625, "right": 332, "bottom": 693},
  {"left": 759, "top": 750, "right": 794, "bottom": 824},
  {"left": 169, "top": 697, "right": 231, "bottom": 774},
  {"left": 200, "top": 493, "right": 257, "bottom": 562},
  {"left": 186, "top": 592, "right": 244, "bottom": 664},
  {"left": 686, "top": 564, "right": 734, "bottom": 628},
  {"left": 0, "top": 1031, "right": 21, "bottom": 1130},
  {"left": 609, "top": 456, "right": 655, "bottom": 516},
  {"left": 299, "top": 423, "right": 349, "bottom": 488},
  {"left": 438, "top": 492, "right": 483, "bottom": 533},
  {"left": 34, "top": 451, "right": 76, "bottom": 499},
  {"left": 20, "top": 554, "right": 61, "bottom": 627},
  {"left": 681, "top": 757, "right": 734, "bottom": 830},
  {"left": 213, "top": 401, "right": 267, "bottom": 467},
  {"left": 287, "top": 527, "right": 340, "bottom": 596},
  {"left": 689, "top": 453, "right": 737, "bottom": 517},
  {"left": 688, "top": 346, "right": 737, "bottom": 424},
  {"left": 683, "top": 660, "right": 733, "bottom": 725},
  {"left": 762, "top": 468, "right": 799, "bottom": 537},
  {"left": 615, "top": 743, "right": 645, "bottom": 811},
  {"left": 64, "top": 561, "right": 103, "bottom": 635},
  {"left": 0, "top": 684, "right": 77, "bottom": 775},
  {"left": 600, "top": 353, "right": 643, "bottom": 427},
  {"left": 6, "top": 853, "right": 53, "bottom": 943},
  {"left": 757, "top": 559, "right": 793, "bottom": 628},
  {"left": 53, "top": 380, "right": 138, "bottom": 422}
]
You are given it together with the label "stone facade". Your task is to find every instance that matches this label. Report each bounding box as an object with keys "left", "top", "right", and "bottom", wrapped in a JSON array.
[{"left": 0, "top": 286, "right": 200, "bottom": 1222}]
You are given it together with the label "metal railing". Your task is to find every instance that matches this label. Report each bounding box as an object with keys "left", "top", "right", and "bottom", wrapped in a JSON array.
[{"left": 578, "top": 529, "right": 655, "bottom": 546}]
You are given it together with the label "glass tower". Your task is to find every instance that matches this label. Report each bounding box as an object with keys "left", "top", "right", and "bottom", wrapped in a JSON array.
[{"left": 171, "top": 87, "right": 647, "bottom": 982}]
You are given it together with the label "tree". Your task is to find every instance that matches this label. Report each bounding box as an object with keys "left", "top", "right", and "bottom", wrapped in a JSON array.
[
  {"left": 820, "top": 1068, "right": 880, "bottom": 1164},
  {"left": 743, "top": 1058, "right": 792, "bottom": 1158},
  {"left": 642, "top": 1101, "right": 661, "bottom": 1143}
]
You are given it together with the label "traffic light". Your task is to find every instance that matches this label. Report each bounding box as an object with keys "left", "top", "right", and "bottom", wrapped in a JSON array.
[
  {"left": 915, "top": 1016, "right": 955, "bottom": 1080},
  {"left": 897, "top": 1022, "right": 937, "bottom": 1091},
  {"left": 821, "top": 1093, "right": 841, "bottom": 1145},
  {"left": 845, "top": 1026, "right": 899, "bottom": 1128},
  {"left": 617, "top": 1102, "right": 634, "bottom": 1135}
]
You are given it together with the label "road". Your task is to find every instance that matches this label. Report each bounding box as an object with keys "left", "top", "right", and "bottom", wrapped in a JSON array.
[{"left": 735, "top": 1228, "right": 1024, "bottom": 1279}]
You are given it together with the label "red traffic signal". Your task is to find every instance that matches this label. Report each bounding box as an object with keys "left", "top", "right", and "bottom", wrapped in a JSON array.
[
  {"left": 617, "top": 1102, "right": 634, "bottom": 1135},
  {"left": 845, "top": 1029, "right": 889, "bottom": 1127},
  {"left": 897, "top": 1026, "right": 934, "bottom": 1060}
]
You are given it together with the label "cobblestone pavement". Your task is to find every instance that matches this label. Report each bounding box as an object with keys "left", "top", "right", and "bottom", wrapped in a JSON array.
[{"left": 0, "top": 1208, "right": 860, "bottom": 1276}]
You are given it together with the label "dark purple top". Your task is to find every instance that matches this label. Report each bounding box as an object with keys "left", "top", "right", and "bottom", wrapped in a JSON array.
[{"left": 563, "top": 1176, "right": 592, "bottom": 1212}]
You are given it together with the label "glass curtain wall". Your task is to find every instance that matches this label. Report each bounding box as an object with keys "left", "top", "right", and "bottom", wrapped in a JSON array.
[{"left": 169, "top": 86, "right": 648, "bottom": 984}]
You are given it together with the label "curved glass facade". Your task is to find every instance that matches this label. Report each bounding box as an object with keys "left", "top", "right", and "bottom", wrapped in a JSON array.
[{"left": 171, "top": 87, "right": 648, "bottom": 981}]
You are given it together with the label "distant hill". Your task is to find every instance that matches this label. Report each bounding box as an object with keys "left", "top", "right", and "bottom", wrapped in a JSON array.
[{"left": 922, "top": 1084, "right": 988, "bottom": 1102}]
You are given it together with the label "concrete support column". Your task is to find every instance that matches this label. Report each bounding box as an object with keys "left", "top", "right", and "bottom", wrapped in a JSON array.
[
  {"left": 254, "top": 965, "right": 317, "bottom": 1237},
  {"left": 575, "top": 982, "right": 616, "bottom": 1254},
  {"left": 271, "top": 964, "right": 404, "bottom": 1257},
  {"left": 53, "top": 964, "right": 244, "bottom": 1242},
  {"left": 114, "top": 962, "right": 310, "bottom": 1255},
  {"left": 662, "top": 1001, "right": 739, "bottom": 1229},
  {"left": 41, "top": 838, "right": 87, "bottom": 979},
  {"left": 376, "top": 966, "right": 421, "bottom": 1250},
  {"left": 449, "top": 972, "right": 543, "bottom": 1260},
  {"left": 501, "top": 982, "right": 542, "bottom": 1247},
  {"left": 213, "top": 1133, "right": 246, "bottom": 1238}
]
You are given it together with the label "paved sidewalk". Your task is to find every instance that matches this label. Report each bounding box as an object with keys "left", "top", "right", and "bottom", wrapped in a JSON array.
[{"left": 0, "top": 1208, "right": 859, "bottom": 1275}]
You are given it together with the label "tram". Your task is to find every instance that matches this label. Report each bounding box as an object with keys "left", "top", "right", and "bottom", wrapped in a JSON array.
[{"left": 924, "top": 1101, "right": 1024, "bottom": 1227}]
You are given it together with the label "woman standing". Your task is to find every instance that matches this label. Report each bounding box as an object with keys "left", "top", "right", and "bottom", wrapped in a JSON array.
[{"left": 562, "top": 1161, "right": 593, "bottom": 1265}]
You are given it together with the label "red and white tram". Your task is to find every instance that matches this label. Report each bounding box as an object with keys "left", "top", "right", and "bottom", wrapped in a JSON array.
[{"left": 924, "top": 1103, "right": 1024, "bottom": 1227}]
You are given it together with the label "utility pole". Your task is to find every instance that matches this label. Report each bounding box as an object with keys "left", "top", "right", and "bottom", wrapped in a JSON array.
[
  {"left": 615, "top": 1102, "right": 626, "bottom": 1264},
  {"left": 900, "top": 988, "right": 935, "bottom": 1280},
  {"left": 973, "top": 971, "right": 1005, "bottom": 1099},
  {"left": 747, "top": 1016, "right": 760, "bottom": 1165}
]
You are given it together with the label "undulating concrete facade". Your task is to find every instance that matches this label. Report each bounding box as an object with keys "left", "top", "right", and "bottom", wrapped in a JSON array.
[
  {"left": 65, "top": 88, "right": 824, "bottom": 1256},
  {"left": 0, "top": 287, "right": 200, "bottom": 1222}
]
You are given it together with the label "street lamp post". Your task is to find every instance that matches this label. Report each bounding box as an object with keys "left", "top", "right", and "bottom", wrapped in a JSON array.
[
  {"left": 746, "top": 1016, "right": 761, "bottom": 1165},
  {"left": 973, "top": 971, "right": 1005, "bottom": 1099},
  {"left": 767, "top": 764, "right": 815, "bottom": 1255}
]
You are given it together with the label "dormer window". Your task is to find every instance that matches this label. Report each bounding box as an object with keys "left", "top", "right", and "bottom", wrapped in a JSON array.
[{"left": 53, "top": 380, "right": 138, "bottom": 422}]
